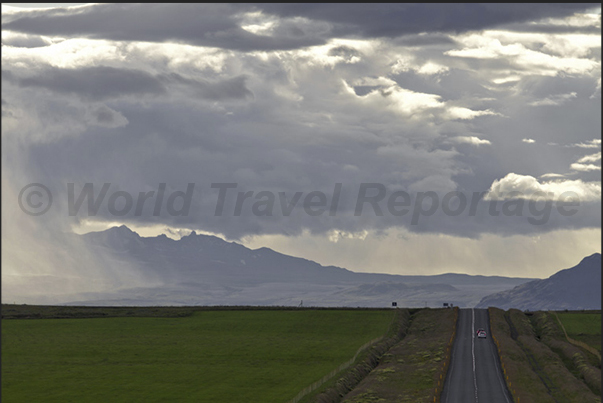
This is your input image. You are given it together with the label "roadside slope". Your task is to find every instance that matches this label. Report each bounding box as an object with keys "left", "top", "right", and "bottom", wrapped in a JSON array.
[
  {"left": 488, "top": 308, "right": 601, "bottom": 403},
  {"left": 340, "top": 308, "right": 456, "bottom": 403}
]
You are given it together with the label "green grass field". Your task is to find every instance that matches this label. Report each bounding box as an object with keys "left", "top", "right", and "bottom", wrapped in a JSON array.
[
  {"left": 556, "top": 311, "right": 601, "bottom": 352},
  {"left": 2, "top": 309, "right": 394, "bottom": 403}
]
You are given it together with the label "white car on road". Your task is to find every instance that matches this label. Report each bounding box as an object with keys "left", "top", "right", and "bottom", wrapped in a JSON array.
[{"left": 477, "top": 329, "right": 487, "bottom": 338}]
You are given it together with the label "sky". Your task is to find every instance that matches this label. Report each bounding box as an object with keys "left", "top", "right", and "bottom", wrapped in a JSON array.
[{"left": 2, "top": 4, "right": 601, "bottom": 300}]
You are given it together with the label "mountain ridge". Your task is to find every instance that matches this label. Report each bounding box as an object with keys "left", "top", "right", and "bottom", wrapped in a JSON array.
[
  {"left": 82, "top": 225, "right": 536, "bottom": 284},
  {"left": 60, "top": 225, "right": 541, "bottom": 307},
  {"left": 476, "top": 253, "right": 601, "bottom": 310}
]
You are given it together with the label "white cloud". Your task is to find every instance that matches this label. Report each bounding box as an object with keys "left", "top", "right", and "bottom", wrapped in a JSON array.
[
  {"left": 391, "top": 57, "right": 449, "bottom": 76},
  {"left": 344, "top": 80, "right": 445, "bottom": 117},
  {"left": 569, "top": 139, "right": 602, "bottom": 149},
  {"left": 383, "top": 88, "right": 445, "bottom": 115},
  {"left": 293, "top": 38, "right": 373, "bottom": 67},
  {"left": 239, "top": 11, "right": 277, "bottom": 35},
  {"left": 348, "top": 76, "right": 397, "bottom": 87},
  {"left": 530, "top": 92, "right": 577, "bottom": 107},
  {"left": 446, "top": 34, "right": 600, "bottom": 77},
  {"left": 540, "top": 173, "right": 565, "bottom": 178},
  {"left": 522, "top": 138, "right": 536, "bottom": 143},
  {"left": 540, "top": 12, "right": 601, "bottom": 29},
  {"left": 345, "top": 77, "right": 501, "bottom": 121},
  {"left": 444, "top": 107, "right": 501, "bottom": 120},
  {"left": 417, "top": 61, "right": 450, "bottom": 75},
  {"left": 541, "top": 34, "right": 601, "bottom": 58},
  {"left": 327, "top": 229, "right": 369, "bottom": 243},
  {"left": 485, "top": 173, "right": 601, "bottom": 201},
  {"left": 570, "top": 163, "right": 600, "bottom": 172},
  {"left": 391, "top": 57, "right": 416, "bottom": 74},
  {"left": 451, "top": 136, "right": 492, "bottom": 146},
  {"left": 577, "top": 152, "right": 601, "bottom": 163}
]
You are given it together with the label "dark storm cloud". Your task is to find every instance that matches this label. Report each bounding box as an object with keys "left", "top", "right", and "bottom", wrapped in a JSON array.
[
  {"left": 3, "top": 3, "right": 596, "bottom": 51},
  {"left": 162, "top": 73, "right": 254, "bottom": 101},
  {"left": 2, "top": 3, "right": 326, "bottom": 51},
  {"left": 1, "top": 69, "right": 16, "bottom": 83},
  {"left": 19, "top": 95, "right": 599, "bottom": 241},
  {"left": 2, "top": 4, "right": 599, "bottom": 242},
  {"left": 17, "top": 66, "right": 166, "bottom": 101},
  {"left": 1, "top": 33, "right": 53, "bottom": 48},
  {"left": 2, "top": 2, "right": 600, "bottom": 291},
  {"left": 254, "top": 3, "right": 595, "bottom": 38},
  {"left": 10, "top": 66, "right": 253, "bottom": 102},
  {"left": 328, "top": 46, "right": 361, "bottom": 59},
  {"left": 392, "top": 33, "right": 457, "bottom": 48},
  {"left": 496, "top": 22, "right": 602, "bottom": 35}
]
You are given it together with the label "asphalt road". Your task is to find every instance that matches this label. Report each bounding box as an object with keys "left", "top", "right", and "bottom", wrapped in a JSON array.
[{"left": 441, "top": 308, "right": 513, "bottom": 403}]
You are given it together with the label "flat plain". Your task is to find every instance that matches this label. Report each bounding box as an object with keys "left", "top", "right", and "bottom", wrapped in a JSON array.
[{"left": 2, "top": 308, "right": 394, "bottom": 403}]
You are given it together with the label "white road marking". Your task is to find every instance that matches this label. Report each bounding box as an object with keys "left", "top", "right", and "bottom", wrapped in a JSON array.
[{"left": 472, "top": 308, "right": 478, "bottom": 403}]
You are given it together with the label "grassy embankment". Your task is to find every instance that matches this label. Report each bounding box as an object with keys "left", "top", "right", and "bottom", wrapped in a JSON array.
[
  {"left": 338, "top": 307, "right": 457, "bottom": 403},
  {"left": 556, "top": 311, "right": 601, "bottom": 353},
  {"left": 2, "top": 306, "right": 395, "bottom": 403},
  {"left": 489, "top": 307, "right": 601, "bottom": 403},
  {"left": 533, "top": 311, "right": 600, "bottom": 396},
  {"left": 296, "top": 308, "right": 411, "bottom": 403}
]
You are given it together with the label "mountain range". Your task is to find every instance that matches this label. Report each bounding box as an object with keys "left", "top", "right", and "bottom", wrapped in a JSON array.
[
  {"left": 55, "top": 225, "right": 539, "bottom": 307},
  {"left": 476, "top": 253, "right": 601, "bottom": 310},
  {"left": 14, "top": 225, "right": 595, "bottom": 309}
]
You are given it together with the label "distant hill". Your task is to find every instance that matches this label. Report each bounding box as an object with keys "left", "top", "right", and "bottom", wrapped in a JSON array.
[
  {"left": 476, "top": 253, "right": 601, "bottom": 310},
  {"left": 56, "top": 225, "right": 537, "bottom": 307}
]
